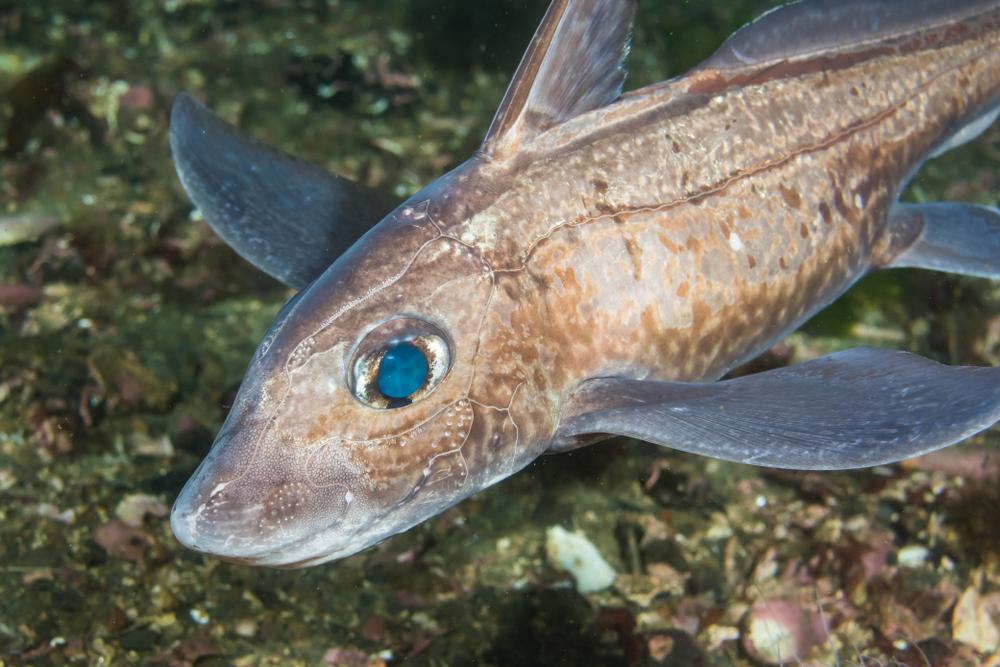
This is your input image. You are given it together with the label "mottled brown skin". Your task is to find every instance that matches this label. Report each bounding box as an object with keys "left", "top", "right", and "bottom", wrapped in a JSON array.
[
  {"left": 172, "top": 7, "right": 1000, "bottom": 567},
  {"left": 437, "top": 9, "right": 1000, "bottom": 449}
]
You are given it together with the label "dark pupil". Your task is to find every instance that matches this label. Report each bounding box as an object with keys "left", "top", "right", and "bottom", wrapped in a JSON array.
[{"left": 377, "top": 342, "right": 428, "bottom": 400}]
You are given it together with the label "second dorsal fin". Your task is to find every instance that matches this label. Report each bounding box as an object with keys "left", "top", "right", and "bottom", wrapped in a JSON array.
[
  {"left": 702, "top": 0, "right": 998, "bottom": 70},
  {"left": 481, "top": 0, "right": 635, "bottom": 160}
]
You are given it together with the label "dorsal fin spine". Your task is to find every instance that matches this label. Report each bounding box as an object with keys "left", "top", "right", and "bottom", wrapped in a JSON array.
[{"left": 481, "top": 0, "right": 636, "bottom": 160}]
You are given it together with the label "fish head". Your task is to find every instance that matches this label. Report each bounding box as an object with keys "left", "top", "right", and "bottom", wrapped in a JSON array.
[{"left": 170, "top": 201, "right": 502, "bottom": 567}]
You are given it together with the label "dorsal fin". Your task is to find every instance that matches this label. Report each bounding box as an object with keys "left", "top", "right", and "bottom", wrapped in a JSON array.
[
  {"left": 702, "top": 0, "right": 999, "bottom": 70},
  {"left": 481, "top": 0, "right": 635, "bottom": 160}
]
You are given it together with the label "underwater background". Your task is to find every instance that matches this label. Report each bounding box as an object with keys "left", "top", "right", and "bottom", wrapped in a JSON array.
[{"left": 1, "top": 0, "right": 999, "bottom": 665}]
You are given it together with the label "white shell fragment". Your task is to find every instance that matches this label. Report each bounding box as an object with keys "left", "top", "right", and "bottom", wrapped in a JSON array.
[
  {"left": 897, "top": 544, "right": 930, "bottom": 568},
  {"left": 952, "top": 587, "right": 1000, "bottom": 653},
  {"left": 544, "top": 525, "right": 617, "bottom": 593}
]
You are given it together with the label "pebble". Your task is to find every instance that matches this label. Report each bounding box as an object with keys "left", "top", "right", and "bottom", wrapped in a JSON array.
[
  {"left": 545, "top": 525, "right": 617, "bottom": 593},
  {"left": 234, "top": 618, "right": 258, "bottom": 638},
  {"left": 0, "top": 213, "right": 59, "bottom": 246},
  {"left": 115, "top": 493, "right": 169, "bottom": 528},
  {"left": 952, "top": 587, "right": 1000, "bottom": 653},
  {"left": 897, "top": 544, "right": 929, "bottom": 568},
  {"left": 742, "top": 599, "right": 828, "bottom": 665}
]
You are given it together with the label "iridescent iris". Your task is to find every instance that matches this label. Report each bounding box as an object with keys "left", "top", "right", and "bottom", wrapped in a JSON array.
[
  {"left": 377, "top": 341, "right": 429, "bottom": 399},
  {"left": 349, "top": 319, "right": 451, "bottom": 409}
]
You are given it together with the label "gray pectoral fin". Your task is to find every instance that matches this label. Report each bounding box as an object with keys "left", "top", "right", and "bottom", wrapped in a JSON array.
[
  {"left": 554, "top": 347, "right": 1000, "bottom": 470},
  {"left": 169, "top": 93, "right": 396, "bottom": 289},
  {"left": 875, "top": 202, "right": 1000, "bottom": 279}
]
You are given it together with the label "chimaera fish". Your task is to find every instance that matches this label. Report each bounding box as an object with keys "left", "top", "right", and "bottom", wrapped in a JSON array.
[{"left": 168, "top": 0, "right": 1000, "bottom": 567}]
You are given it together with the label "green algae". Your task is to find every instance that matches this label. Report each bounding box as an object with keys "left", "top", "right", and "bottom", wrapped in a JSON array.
[{"left": 1, "top": 1, "right": 999, "bottom": 665}]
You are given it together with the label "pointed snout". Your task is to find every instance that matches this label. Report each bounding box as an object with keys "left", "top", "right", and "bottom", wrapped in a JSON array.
[
  {"left": 170, "top": 441, "right": 280, "bottom": 562},
  {"left": 170, "top": 424, "right": 358, "bottom": 566}
]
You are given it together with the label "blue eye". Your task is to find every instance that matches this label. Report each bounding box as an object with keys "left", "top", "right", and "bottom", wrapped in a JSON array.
[
  {"left": 350, "top": 321, "right": 451, "bottom": 409},
  {"left": 377, "top": 342, "right": 429, "bottom": 400}
]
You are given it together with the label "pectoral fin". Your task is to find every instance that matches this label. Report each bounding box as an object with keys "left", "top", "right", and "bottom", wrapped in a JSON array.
[
  {"left": 875, "top": 202, "right": 1000, "bottom": 279},
  {"left": 554, "top": 347, "right": 1000, "bottom": 470},
  {"left": 169, "top": 93, "right": 396, "bottom": 289}
]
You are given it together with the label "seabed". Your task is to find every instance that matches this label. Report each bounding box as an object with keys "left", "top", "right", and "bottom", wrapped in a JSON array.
[{"left": 1, "top": 1, "right": 999, "bottom": 665}]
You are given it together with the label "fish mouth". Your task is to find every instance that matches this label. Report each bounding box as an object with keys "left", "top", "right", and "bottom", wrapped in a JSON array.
[
  {"left": 169, "top": 406, "right": 457, "bottom": 566},
  {"left": 170, "top": 442, "right": 428, "bottom": 567},
  {"left": 169, "top": 423, "right": 379, "bottom": 566},
  {"left": 170, "top": 476, "right": 384, "bottom": 567},
  {"left": 169, "top": 500, "right": 352, "bottom": 566},
  {"left": 169, "top": 457, "right": 350, "bottom": 565},
  {"left": 169, "top": 477, "right": 349, "bottom": 566}
]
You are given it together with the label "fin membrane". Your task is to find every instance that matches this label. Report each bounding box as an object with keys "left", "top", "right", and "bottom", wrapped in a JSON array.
[
  {"left": 876, "top": 202, "right": 1000, "bottom": 279},
  {"left": 169, "top": 93, "right": 396, "bottom": 289},
  {"left": 481, "top": 0, "right": 635, "bottom": 158},
  {"left": 555, "top": 347, "right": 1000, "bottom": 470},
  {"left": 927, "top": 103, "right": 1000, "bottom": 159},
  {"left": 702, "top": 0, "right": 998, "bottom": 69}
]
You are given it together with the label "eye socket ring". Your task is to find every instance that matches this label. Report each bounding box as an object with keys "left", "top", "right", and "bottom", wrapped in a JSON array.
[{"left": 349, "top": 318, "right": 451, "bottom": 409}]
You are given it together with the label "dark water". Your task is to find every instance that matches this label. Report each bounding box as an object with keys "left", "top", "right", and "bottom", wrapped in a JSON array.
[{"left": 1, "top": 1, "right": 998, "bottom": 665}]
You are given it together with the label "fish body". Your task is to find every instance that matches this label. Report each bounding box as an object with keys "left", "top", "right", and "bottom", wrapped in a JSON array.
[{"left": 168, "top": 0, "right": 1000, "bottom": 567}]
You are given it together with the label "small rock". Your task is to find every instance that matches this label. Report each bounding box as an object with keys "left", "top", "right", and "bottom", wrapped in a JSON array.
[
  {"left": 361, "top": 614, "right": 388, "bottom": 643},
  {"left": 742, "top": 599, "right": 829, "bottom": 665},
  {"left": 150, "top": 612, "right": 177, "bottom": 630},
  {"left": 21, "top": 568, "right": 54, "bottom": 585},
  {"left": 952, "top": 587, "right": 1000, "bottom": 653},
  {"left": 0, "top": 213, "right": 59, "bottom": 246},
  {"left": 705, "top": 511, "right": 733, "bottom": 540},
  {"left": 34, "top": 502, "right": 75, "bottom": 524},
  {"left": 0, "top": 284, "right": 41, "bottom": 311},
  {"left": 92, "top": 520, "right": 152, "bottom": 561},
  {"left": 118, "top": 83, "right": 155, "bottom": 110},
  {"left": 129, "top": 431, "right": 174, "bottom": 457},
  {"left": 647, "top": 634, "right": 674, "bottom": 661},
  {"left": 322, "top": 647, "right": 370, "bottom": 666},
  {"left": 0, "top": 468, "right": 15, "bottom": 491},
  {"left": 233, "top": 618, "right": 257, "bottom": 638},
  {"left": 897, "top": 544, "right": 930, "bottom": 569},
  {"left": 115, "top": 493, "right": 168, "bottom": 528},
  {"left": 704, "top": 624, "right": 740, "bottom": 652},
  {"left": 545, "top": 525, "right": 617, "bottom": 593},
  {"left": 189, "top": 608, "right": 210, "bottom": 625}
]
